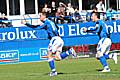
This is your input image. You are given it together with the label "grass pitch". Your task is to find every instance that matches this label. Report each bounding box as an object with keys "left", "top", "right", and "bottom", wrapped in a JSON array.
[{"left": 0, "top": 57, "right": 120, "bottom": 80}]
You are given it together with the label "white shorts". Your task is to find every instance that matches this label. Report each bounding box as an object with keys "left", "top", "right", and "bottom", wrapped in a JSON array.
[
  {"left": 97, "top": 38, "right": 112, "bottom": 55},
  {"left": 48, "top": 36, "right": 64, "bottom": 53}
]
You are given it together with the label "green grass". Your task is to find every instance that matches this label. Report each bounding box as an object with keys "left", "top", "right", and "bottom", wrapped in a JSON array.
[{"left": 0, "top": 57, "right": 120, "bottom": 80}]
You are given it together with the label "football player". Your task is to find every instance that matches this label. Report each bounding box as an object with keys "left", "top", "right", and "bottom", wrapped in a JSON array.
[
  {"left": 25, "top": 12, "right": 77, "bottom": 76},
  {"left": 84, "top": 12, "right": 117, "bottom": 72}
]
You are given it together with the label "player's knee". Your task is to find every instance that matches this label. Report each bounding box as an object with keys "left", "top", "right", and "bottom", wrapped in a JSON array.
[
  {"left": 96, "top": 51, "right": 103, "bottom": 58},
  {"left": 55, "top": 57, "right": 61, "bottom": 61},
  {"left": 96, "top": 57, "right": 100, "bottom": 60},
  {"left": 47, "top": 51, "right": 53, "bottom": 58},
  {"left": 55, "top": 56, "right": 61, "bottom": 61},
  {"left": 55, "top": 55, "right": 61, "bottom": 61}
]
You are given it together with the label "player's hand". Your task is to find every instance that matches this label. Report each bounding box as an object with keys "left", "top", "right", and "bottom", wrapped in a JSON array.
[
  {"left": 21, "top": 20, "right": 29, "bottom": 24},
  {"left": 83, "top": 27, "right": 87, "bottom": 32}
]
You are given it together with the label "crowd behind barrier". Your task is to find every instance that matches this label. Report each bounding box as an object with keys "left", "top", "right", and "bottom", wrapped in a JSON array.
[
  {"left": 0, "top": 16, "right": 120, "bottom": 64},
  {"left": 0, "top": 1, "right": 120, "bottom": 64},
  {"left": 0, "top": 0, "right": 119, "bottom": 27},
  {"left": 0, "top": 12, "right": 120, "bottom": 28}
]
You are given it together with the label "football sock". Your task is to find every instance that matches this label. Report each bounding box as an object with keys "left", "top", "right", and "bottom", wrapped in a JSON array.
[
  {"left": 60, "top": 49, "right": 71, "bottom": 59},
  {"left": 48, "top": 58, "right": 56, "bottom": 72},
  {"left": 103, "top": 54, "right": 109, "bottom": 59},
  {"left": 99, "top": 56, "right": 109, "bottom": 68}
]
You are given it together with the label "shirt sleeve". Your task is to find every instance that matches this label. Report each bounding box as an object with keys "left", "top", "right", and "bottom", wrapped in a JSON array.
[
  {"left": 86, "top": 22, "right": 101, "bottom": 33},
  {"left": 25, "top": 23, "right": 39, "bottom": 28}
]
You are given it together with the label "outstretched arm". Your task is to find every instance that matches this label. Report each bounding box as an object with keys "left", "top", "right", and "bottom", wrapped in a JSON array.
[
  {"left": 85, "top": 27, "right": 98, "bottom": 33},
  {"left": 25, "top": 22, "right": 48, "bottom": 30},
  {"left": 25, "top": 23, "right": 39, "bottom": 28},
  {"left": 84, "top": 22, "right": 100, "bottom": 33}
]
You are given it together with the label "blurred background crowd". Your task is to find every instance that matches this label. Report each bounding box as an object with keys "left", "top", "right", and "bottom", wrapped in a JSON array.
[{"left": 0, "top": 0, "right": 119, "bottom": 27}]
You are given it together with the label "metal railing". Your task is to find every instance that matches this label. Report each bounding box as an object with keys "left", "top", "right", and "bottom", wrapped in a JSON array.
[{"left": 0, "top": 12, "right": 120, "bottom": 27}]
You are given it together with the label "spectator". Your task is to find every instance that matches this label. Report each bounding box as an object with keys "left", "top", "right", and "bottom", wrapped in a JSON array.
[
  {"left": 42, "top": 4, "right": 51, "bottom": 13},
  {"left": 42, "top": 4, "right": 51, "bottom": 17},
  {"left": 0, "top": 13, "right": 12, "bottom": 28},
  {"left": 51, "top": 1, "right": 57, "bottom": 17},
  {"left": 96, "top": 0, "right": 105, "bottom": 12},
  {"left": 55, "top": 8, "right": 65, "bottom": 24},
  {"left": 0, "top": 13, "right": 8, "bottom": 20},
  {"left": 73, "top": 7, "right": 81, "bottom": 22},
  {"left": 63, "top": 3, "right": 75, "bottom": 23},
  {"left": 55, "top": 2, "right": 66, "bottom": 24},
  {"left": 66, "top": 3, "right": 75, "bottom": 16},
  {"left": 92, "top": 7, "right": 98, "bottom": 12},
  {"left": 86, "top": 7, "right": 98, "bottom": 21},
  {"left": 58, "top": 2, "right": 66, "bottom": 15},
  {"left": 106, "top": 6, "right": 117, "bottom": 21}
]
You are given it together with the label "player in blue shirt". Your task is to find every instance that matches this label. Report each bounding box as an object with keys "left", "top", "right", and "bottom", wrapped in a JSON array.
[
  {"left": 25, "top": 12, "right": 77, "bottom": 76},
  {"left": 84, "top": 12, "right": 117, "bottom": 72}
]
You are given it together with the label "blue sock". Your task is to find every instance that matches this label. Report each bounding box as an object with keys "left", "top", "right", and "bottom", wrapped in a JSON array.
[
  {"left": 48, "top": 58, "right": 56, "bottom": 72},
  {"left": 99, "top": 56, "right": 108, "bottom": 67},
  {"left": 103, "top": 54, "right": 109, "bottom": 59},
  {"left": 60, "top": 49, "right": 71, "bottom": 59}
]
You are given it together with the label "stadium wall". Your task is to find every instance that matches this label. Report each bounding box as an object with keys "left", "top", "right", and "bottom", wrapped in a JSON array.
[{"left": 0, "top": 20, "right": 120, "bottom": 64}]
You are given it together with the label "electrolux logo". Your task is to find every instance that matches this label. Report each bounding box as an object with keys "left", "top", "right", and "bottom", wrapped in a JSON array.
[
  {"left": 0, "top": 28, "right": 37, "bottom": 41},
  {"left": 65, "top": 21, "right": 120, "bottom": 36}
]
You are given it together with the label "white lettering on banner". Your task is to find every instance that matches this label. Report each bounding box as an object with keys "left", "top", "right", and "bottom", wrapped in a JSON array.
[
  {"left": 8, "top": 32, "right": 16, "bottom": 40},
  {"left": 28, "top": 30, "right": 36, "bottom": 38},
  {"left": 67, "top": 22, "right": 120, "bottom": 36},
  {"left": 0, "top": 28, "right": 37, "bottom": 41},
  {"left": 0, "top": 21, "right": 119, "bottom": 41},
  {"left": 0, "top": 52, "right": 17, "bottom": 58},
  {"left": 76, "top": 24, "right": 80, "bottom": 35},
  {"left": 39, "top": 48, "right": 48, "bottom": 59},
  {"left": 113, "top": 22, "right": 117, "bottom": 33},
  {"left": 20, "top": 31, "right": 28, "bottom": 39},
  {"left": 20, "top": 53, "right": 39, "bottom": 56},
  {"left": 16, "top": 28, "right": 20, "bottom": 39},
  {"left": 42, "top": 50, "right": 47, "bottom": 56},
  {"left": 68, "top": 24, "right": 76, "bottom": 36},
  {"left": 81, "top": 27, "right": 87, "bottom": 35},
  {"left": 106, "top": 22, "right": 119, "bottom": 33},
  {"left": 58, "top": 25, "right": 64, "bottom": 36},
  {"left": 118, "top": 25, "right": 120, "bottom": 32},
  {"left": 68, "top": 24, "right": 93, "bottom": 36},
  {"left": 1, "top": 32, "right": 7, "bottom": 40},
  {"left": 68, "top": 24, "right": 88, "bottom": 36},
  {"left": 76, "top": 24, "right": 87, "bottom": 35}
]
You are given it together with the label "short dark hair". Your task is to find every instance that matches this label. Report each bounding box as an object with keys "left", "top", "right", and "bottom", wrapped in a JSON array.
[
  {"left": 92, "top": 12, "right": 100, "bottom": 19},
  {"left": 93, "top": 7, "right": 98, "bottom": 11},
  {"left": 40, "top": 12, "right": 49, "bottom": 18}
]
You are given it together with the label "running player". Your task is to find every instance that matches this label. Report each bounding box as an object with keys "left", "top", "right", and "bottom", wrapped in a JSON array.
[
  {"left": 25, "top": 12, "right": 77, "bottom": 76},
  {"left": 84, "top": 12, "right": 117, "bottom": 72}
]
